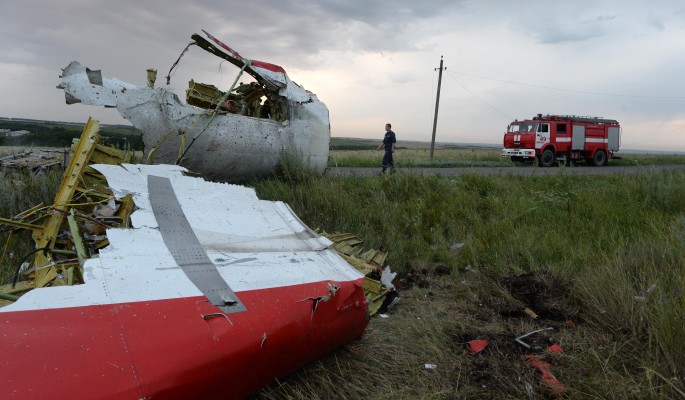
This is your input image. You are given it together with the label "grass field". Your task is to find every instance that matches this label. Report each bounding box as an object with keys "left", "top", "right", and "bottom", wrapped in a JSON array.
[
  {"left": 330, "top": 147, "right": 507, "bottom": 168},
  {"left": 0, "top": 118, "right": 143, "bottom": 149},
  {"left": 1, "top": 146, "right": 684, "bottom": 399},
  {"left": 329, "top": 146, "right": 685, "bottom": 168},
  {"left": 254, "top": 167, "right": 685, "bottom": 399},
  {"left": 0, "top": 146, "right": 63, "bottom": 156}
]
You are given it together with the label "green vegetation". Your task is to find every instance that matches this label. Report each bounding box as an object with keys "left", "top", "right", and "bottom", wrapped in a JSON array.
[
  {"left": 0, "top": 119, "right": 143, "bottom": 150},
  {"left": 0, "top": 170, "right": 63, "bottom": 284},
  {"left": 612, "top": 153, "right": 685, "bottom": 166},
  {"left": 252, "top": 170, "right": 684, "bottom": 399},
  {"left": 330, "top": 145, "right": 685, "bottom": 168},
  {"left": 329, "top": 137, "right": 379, "bottom": 151},
  {"left": 1, "top": 149, "right": 684, "bottom": 398},
  {"left": 330, "top": 147, "right": 508, "bottom": 168}
]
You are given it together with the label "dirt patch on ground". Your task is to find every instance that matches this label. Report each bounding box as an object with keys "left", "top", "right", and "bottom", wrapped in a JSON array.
[
  {"left": 494, "top": 269, "right": 579, "bottom": 322},
  {"left": 445, "top": 268, "right": 578, "bottom": 398},
  {"left": 369, "top": 263, "right": 561, "bottom": 398},
  {"left": 397, "top": 262, "right": 454, "bottom": 289},
  {"left": 449, "top": 332, "right": 532, "bottom": 396}
]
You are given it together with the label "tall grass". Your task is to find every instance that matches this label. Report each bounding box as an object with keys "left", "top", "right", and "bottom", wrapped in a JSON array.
[
  {"left": 251, "top": 170, "right": 685, "bottom": 398},
  {"left": 329, "top": 148, "right": 509, "bottom": 168},
  {"left": 0, "top": 169, "right": 62, "bottom": 283},
  {"left": 252, "top": 171, "right": 685, "bottom": 274},
  {"left": 329, "top": 147, "right": 685, "bottom": 168}
]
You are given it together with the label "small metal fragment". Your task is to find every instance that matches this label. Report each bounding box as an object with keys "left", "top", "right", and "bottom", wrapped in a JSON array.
[{"left": 515, "top": 327, "right": 554, "bottom": 349}]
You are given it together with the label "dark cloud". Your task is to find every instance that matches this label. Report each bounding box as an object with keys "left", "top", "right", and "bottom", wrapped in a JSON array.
[
  {"left": 182, "top": 0, "right": 467, "bottom": 64},
  {"left": 595, "top": 15, "right": 617, "bottom": 22},
  {"left": 644, "top": 14, "right": 666, "bottom": 31},
  {"left": 521, "top": 14, "right": 616, "bottom": 44},
  {"left": 2, "top": 0, "right": 685, "bottom": 150},
  {"left": 0, "top": 1, "right": 466, "bottom": 73}
]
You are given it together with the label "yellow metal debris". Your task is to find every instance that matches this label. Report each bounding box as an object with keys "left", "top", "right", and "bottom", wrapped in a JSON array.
[
  {"left": 0, "top": 117, "right": 135, "bottom": 292},
  {"left": 320, "top": 231, "right": 392, "bottom": 316},
  {"left": 1, "top": 121, "right": 394, "bottom": 319}
]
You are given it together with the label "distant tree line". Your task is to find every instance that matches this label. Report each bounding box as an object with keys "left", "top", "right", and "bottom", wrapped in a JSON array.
[
  {"left": 330, "top": 144, "right": 407, "bottom": 151},
  {"left": 330, "top": 144, "right": 376, "bottom": 151},
  {"left": 0, "top": 121, "right": 143, "bottom": 150}
]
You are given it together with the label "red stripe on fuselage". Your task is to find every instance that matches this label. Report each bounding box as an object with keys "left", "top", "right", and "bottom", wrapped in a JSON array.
[
  {"left": 204, "top": 31, "right": 285, "bottom": 74},
  {"left": 1, "top": 279, "right": 368, "bottom": 399},
  {"left": 251, "top": 60, "right": 286, "bottom": 73}
]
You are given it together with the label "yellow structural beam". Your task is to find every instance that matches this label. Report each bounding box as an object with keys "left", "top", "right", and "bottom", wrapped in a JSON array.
[{"left": 32, "top": 118, "right": 100, "bottom": 287}]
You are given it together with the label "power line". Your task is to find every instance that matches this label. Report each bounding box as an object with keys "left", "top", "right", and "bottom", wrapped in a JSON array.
[
  {"left": 622, "top": 124, "right": 685, "bottom": 147},
  {"left": 444, "top": 70, "right": 513, "bottom": 121},
  {"left": 449, "top": 71, "right": 685, "bottom": 99}
]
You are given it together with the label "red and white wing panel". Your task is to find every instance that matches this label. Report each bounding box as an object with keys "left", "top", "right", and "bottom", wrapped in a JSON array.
[{"left": 1, "top": 164, "right": 369, "bottom": 400}]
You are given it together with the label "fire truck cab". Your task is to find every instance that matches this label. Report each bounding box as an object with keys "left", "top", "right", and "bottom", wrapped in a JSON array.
[{"left": 501, "top": 114, "right": 621, "bottom": 167}]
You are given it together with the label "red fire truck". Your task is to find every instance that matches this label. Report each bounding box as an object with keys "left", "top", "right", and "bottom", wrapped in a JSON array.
[{"left": 501, "top": 114, "right": 621, "bottom": 166}]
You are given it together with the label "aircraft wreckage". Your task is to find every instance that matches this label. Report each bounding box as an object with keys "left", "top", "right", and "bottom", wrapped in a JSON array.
[
  {"left": 57, "top": 30, "right": 330, "bottom": 182},
  {"left": 0, "top": 120, "right": 395, "bottom": 399}
]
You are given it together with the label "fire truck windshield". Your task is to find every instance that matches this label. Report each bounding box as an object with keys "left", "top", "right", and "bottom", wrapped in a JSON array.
[{"left": 508, "top": 122, "right": 537, "bottom": 133}]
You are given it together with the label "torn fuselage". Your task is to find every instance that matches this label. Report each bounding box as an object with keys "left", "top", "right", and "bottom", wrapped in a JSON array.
[
  {"left": 57, "top": 31, "right": 330, "bottom": 182},
  {"left": 1, "top": 163, "right": 368, "bottom": 399}
]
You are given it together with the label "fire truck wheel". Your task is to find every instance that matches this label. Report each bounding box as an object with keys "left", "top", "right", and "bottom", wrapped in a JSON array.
[
  {"left": 592, "top": 150, "right": 607, "bottom": 167},
  {"left": 538, "top": 149, "right": 555, "bottom": 167}
]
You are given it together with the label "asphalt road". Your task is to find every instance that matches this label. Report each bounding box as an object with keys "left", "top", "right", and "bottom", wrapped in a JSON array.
[{"left": 326, "top": 164, "right": 685, "bottom": 177}]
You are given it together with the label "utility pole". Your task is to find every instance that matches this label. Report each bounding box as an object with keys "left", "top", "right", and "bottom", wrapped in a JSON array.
[{"left": 430, "top": 56, "right": 445, "bottom": 161}]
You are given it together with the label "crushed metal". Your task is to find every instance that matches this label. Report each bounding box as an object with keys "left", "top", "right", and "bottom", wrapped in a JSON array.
[
  {"left": 1, "top": 120, "right": 395, "bottom": 309},
  {"left": 57, "top": 30, "right": 330, "bottom": 182},
  {"left": 0, "top": 118, "right": 396, "bottom": 399},
  {"left": 0, "top": 117, "right": 397, "bottom": 398}
]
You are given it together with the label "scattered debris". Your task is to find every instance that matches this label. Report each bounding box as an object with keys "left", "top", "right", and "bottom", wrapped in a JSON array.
[
  {"left": 524, "top": 382, "right": 535, "bottom": 397},
  {"left": 384, "top": 293, "right": 401, "bottom": 310},
  {"left": 321, "top": 232, "right": 397, "bottom": 316},
  {"left": 515, "top": 327, "right": 555, "bottom": 350},
  {"left": 523, "top": 307, "right": 539, "bottom": 319},
  {"left": 634, "top": 283, "right": 658, "bottom": 301},
  {"left": 449, "top": 270, "right": 577, "bottom": 396},
  {"left": 0, "top": 119, "right": 132, "bottom": 290},
  {"left": 526, "top": 355, "right": 565, "bottom": 398},
  {"left": 468, "top": 339, "right": 489, "bottom": 354},
  {"left": 380, "top": 266, "right": 397, "bottom": 290},
  {"left": 0, "top": 119, "right": 377, "bottom": 399},
  {"left": 547, "top": 339, "right": 564, "bottom": 353}
]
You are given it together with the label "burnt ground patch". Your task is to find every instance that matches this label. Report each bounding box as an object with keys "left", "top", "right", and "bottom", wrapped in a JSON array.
[
  {"left": 470, "top": 268, "right": 580, "bottom": 323},
  {"left": 443, "top": 268, "right": 579, "bottom": 398}
]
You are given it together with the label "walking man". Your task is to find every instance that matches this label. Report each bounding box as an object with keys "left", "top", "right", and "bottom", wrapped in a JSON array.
[{"left": 376, "top": 123, "right": 396, "bottom": 173}]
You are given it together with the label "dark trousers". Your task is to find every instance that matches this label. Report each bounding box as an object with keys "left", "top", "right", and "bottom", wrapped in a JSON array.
[{"left": 382, "top": 151, "right": 394, "bottom": 171}]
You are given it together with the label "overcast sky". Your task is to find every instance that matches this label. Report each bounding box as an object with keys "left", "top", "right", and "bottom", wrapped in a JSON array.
[{"left": 2, "top": 0, "right": 684, "bottom": 150}]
